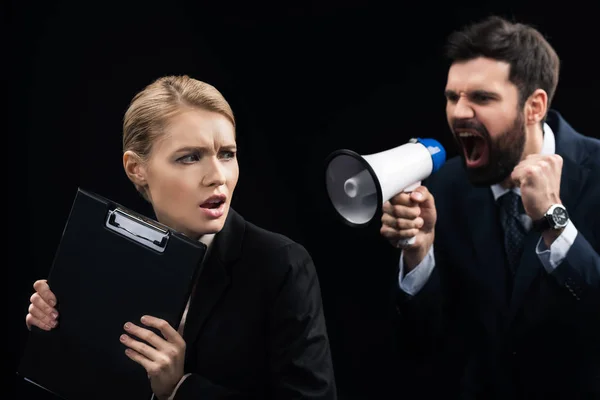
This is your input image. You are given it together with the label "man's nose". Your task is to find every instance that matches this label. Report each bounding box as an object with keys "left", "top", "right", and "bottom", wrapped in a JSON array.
[{"left": 452, "top": 96, "right": 475, "bottom": 120}]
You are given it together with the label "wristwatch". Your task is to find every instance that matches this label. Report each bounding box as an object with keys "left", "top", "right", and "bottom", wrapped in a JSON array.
[{"left": 532, "top": 204, "right": 569, "bottom": 232}]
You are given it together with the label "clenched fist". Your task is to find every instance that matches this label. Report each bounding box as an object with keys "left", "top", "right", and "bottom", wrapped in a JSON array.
[
  {"left": 511, "top": 153, "right": 563, "bottom": 220},
  {"left": 511, "top": 153, "right": 565, "bottom": 246},
  {"left": 380, "top": 186, "right": 437, "bottom": 272}
]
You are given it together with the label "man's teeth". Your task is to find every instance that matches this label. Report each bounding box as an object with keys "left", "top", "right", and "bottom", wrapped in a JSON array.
[{"left": 458, "top": 132, "right": 478, "bottom": 138}]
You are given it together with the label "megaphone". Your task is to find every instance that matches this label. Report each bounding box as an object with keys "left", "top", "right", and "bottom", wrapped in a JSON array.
[{"left": 325, "top": 137, "right": 446, "bottom": 245}]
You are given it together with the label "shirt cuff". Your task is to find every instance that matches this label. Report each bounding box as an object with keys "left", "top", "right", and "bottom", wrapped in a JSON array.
[
  {"left": 535, "top": 220, "right": 578, "bottom": 273},
  {"left": 398, "top": 245, "right": 435, "bottom": 296},
  {"left": 167, "top": 373, "right": 192, "bottom": 400}
]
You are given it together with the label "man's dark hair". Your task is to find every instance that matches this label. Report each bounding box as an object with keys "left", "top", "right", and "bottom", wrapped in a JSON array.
[{"left": 445, "top": 15, "right": 560, "bottom": 113}]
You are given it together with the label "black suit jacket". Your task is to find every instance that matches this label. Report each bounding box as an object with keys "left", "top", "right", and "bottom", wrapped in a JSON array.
[
  {"left": 394, "top": 110, "right": 600, "bottom": 400},
  {"left": 173, "top": 209, "right": 337, "bottom": 399}
]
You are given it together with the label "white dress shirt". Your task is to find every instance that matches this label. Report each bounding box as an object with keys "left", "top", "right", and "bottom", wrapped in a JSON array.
[{"left": 150, "top": 233, "right": 215, "bottom": 400}]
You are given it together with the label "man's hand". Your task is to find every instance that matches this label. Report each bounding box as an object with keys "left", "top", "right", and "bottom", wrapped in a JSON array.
[
  {"left": 511, "top": 154, "right": 563, "bottom": 220},
  {"left": 121, "top": 315, "right": 186, "bottom": 400},
  {"left": 511, "top": 154, "right": 564, "bottom": 245},
  {"left": 380, "top": 186, "right": 437, "bottom": 272}
]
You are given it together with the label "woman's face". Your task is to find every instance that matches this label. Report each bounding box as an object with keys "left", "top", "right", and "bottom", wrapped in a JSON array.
[{"left": 132, "top": 108, "right": 239, "bottom": 239}]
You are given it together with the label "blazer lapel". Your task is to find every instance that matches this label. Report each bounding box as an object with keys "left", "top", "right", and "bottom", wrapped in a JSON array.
[
  {"left": 182, "top": 209, "right": 245, "bottom": 346},
  {"left": 464, "top": 187, "right": 510, "bottom": 308},
  {"left": 508, "top": 152, "right": 587, "bottom": 319},
  {"left": 507, "top": 230, "right": 542, "bottom": 319}
]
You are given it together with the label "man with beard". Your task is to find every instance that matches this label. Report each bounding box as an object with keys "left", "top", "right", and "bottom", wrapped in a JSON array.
[{"left": 380, "top": 16, "right": 600, "bottom": 399}]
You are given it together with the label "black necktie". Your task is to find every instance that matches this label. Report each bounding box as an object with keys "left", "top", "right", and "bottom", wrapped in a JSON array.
[{"left": 498, "top": 191, "right": 526, "bottom": 274}]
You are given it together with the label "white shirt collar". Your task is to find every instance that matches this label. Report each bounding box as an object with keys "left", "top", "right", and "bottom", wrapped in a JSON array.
[
  {"left": 199, "top": 233, "right": 216, "bottom": 248},
  {"left": 194, "top": 233, "right": 216, "bottom": 264},
  {"left": 490, "top": 122, "right": 555, "bottom": 201}
]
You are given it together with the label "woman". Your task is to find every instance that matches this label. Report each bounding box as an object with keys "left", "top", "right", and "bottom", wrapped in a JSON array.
[{"left": 25, "top": 75, "right": 337, "bottom": 399}]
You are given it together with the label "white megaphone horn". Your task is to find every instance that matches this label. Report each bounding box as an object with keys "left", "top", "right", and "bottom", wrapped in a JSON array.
[{"left": 325, "top": 137, "right": 446, "bottom": 246}]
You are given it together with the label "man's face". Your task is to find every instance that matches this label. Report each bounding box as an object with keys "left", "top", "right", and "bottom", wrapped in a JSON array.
[{"left": 444, "top": 57, "right": 526, "bottom": 186}]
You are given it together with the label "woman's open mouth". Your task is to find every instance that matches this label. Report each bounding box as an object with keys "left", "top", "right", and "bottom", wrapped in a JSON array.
[{"left": 199, "top": 195, "right": 226, "bottom": 218}]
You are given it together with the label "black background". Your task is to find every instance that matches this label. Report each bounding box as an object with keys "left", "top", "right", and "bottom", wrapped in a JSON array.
[{"left": 11, "top": 0, "right": 599, "bottom": 398}]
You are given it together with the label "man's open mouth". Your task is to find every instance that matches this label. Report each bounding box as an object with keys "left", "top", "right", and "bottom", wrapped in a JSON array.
[{"left": 457, "top": 131, "right": 489, "bottom": 168}]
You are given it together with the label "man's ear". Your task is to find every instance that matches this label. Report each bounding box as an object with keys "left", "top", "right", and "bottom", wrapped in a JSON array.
[
  {"left": 123, "top": 151, "right": 147, "bottom": 188},
  {"left": 525, "top": 88, "right": 548, "bottom": 126}
]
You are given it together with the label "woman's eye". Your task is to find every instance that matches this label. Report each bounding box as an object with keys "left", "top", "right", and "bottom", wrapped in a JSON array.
[
  {"left": 178, "top": 153, "right": 200, "bottom": 163},
  {"left": 220, "top": 151, "right": 236, "bottom": 160}
]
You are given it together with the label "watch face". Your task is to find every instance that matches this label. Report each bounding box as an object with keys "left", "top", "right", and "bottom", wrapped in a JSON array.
[{"left": 552, "top": 207, "right": 569, "bottom": 226}]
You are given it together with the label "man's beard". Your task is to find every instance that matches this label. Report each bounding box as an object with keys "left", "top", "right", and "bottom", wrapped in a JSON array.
[{"left": 453, "top": 113, "right": 526, "bottom": 187}]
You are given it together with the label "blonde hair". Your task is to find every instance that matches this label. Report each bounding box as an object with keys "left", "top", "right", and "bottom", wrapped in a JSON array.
[{"left": 122, "top": 75, "right": 235, "bottom": 198}]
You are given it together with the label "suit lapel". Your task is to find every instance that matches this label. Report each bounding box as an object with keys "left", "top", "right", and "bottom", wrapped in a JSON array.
[
  {"left": 508, "top": 149, "right": 587, "bottom": 320},
  {"left": 182, "top": 209, "right": 245, "bottom": 346},
  {"left": 464, "top": 187, "right": 509, "bottom": 308},
  {"left": 507, "top": 230, "right": 542, "bottom": 318}
]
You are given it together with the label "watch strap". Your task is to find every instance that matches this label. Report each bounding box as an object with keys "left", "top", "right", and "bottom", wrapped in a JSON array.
[{"left": 532, "top": 215, "right": 551, "bottom": 232}]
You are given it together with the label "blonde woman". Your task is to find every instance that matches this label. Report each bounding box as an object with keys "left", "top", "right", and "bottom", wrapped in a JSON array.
[{"left": 25, "top": 75, "right": 337, "bottom": 400}]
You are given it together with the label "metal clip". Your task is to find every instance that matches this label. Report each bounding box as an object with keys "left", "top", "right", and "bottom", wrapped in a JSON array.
[{"left": 105, "top": 208, "right": 169, "bottom": 252}]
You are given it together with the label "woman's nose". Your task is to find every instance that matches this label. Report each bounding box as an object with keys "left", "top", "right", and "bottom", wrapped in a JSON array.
[{"left": 202, "top": 158, "right": 227, "bottom": 187}]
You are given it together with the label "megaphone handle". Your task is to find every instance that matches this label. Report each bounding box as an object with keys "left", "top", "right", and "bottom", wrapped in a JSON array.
[
  {"left": 397, "top": 236, "right": 416, "bottom": 247},
  {"left": 396, "top": 180, "right": 421, "bottom": 247}
]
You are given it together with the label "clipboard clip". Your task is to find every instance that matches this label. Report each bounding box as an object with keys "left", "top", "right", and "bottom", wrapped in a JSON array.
[{"left": 105, "top": 208, "right": 169, "bottom": 253}]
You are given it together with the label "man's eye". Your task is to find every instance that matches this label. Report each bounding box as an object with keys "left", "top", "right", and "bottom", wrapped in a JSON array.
[{"left": 472, "top": 94, "right": 491, "bottom": 102}]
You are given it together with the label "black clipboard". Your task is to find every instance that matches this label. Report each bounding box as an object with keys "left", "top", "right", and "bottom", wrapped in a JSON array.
[{"left": 17, "top": 188, "right": 208, "bottom": 400}]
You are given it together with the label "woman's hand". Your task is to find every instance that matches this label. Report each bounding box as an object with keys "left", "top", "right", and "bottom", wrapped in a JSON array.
[
  {"left": 25, "top": 279, "right": 59, "bottom": 331},
  {"left": 120, "top": 315, "right": 186, "bottom": 400}
]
